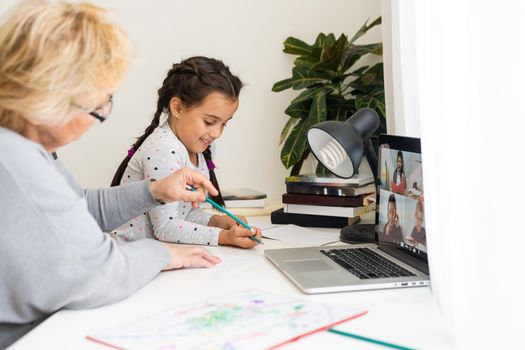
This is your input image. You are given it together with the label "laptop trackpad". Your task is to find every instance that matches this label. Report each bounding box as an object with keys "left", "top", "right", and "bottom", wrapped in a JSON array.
[{"left": 284, "top": 259, "right": 336, "bottom": 273}]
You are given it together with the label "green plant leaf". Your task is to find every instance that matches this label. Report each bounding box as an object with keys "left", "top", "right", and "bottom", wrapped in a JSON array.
[
  {"left": 350, "top": 65, "right": 370, "bottom": 76},
  {"left": 314, "top": 34, "right": 348, "bottom": 72},
  {"left": 343, "top": 43, "right": 382, "bottom": 72},
  {"left": 271, "top": 67, "right": 328, "bottom": 92},
  {"left": 350, "top": 63, "right": 384, "bottom": 94},
  {"left": 314, "top": 33, "right": 327, "bottom": 48},
  {"left": 290, "top": 66, "right": 329, "bottom": 90},
  {"left": 349, "top": 17, "right": 382, "bottom": 45},
  {"left": 285, "top": 100, "right": 310, "bottom": 119},
  {"left": 326, "top": 33, "right": 336, "bottom": 46},
  {"left": 280, "top": 118, "right": 310, "bottom": 169},
  {"left": 330, "top": 106, "right": 348, "bottom": 122},
  {"left": 271, "top": 77, "right": 295, "bottom": 92},
  {"left": 283, "top": 37, "right": 312, "bottom": 55},
  {"left": 280, "top": 91, "right": 327, "bottom": 168},
  {"left": 294, "top": 56, "right": 318, "bottom": 67},
  {"left": 290, "top": 86, "right": 324, "bottom": 105},
  {"left": 279, "top": 117, "right": 299, "bottom": 145},
  {"left": 326, "top": 95, "right": 355, "bottom": 122},
  {"left": 308, "top": 90, "right": 327, "bottom": 125}
]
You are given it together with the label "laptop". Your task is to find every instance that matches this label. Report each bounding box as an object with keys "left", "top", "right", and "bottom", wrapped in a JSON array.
[{"left": 265, "top": 135, "right": 430, "bottom": 293}]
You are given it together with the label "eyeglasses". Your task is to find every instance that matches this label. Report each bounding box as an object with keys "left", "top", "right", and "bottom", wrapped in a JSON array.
[
  {"left": 88, "top": 95, "right": 113, "bottom": 123},
  {"left": 73, "top": 95, "right": 113, "bottom": 123}
]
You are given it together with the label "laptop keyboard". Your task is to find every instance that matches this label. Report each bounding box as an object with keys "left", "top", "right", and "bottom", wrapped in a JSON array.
[{"left": 321, "top": 247, "right": 416, "bottom": 279}]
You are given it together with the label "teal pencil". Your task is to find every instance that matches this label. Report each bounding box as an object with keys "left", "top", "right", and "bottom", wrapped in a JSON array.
[
  {"left": 327, "top": 328, "right": 413, "bottom": 350},
  {"left": 186, "top": 185, "right": 263, "bottom": 245}
]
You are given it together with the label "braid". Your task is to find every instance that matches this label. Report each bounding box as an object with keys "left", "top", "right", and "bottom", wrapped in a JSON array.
[
  {"left": 110, "top": 67, "right": 179, "bottom": 186},
  {"left": 202, "top": 147, "right": 225, "bottom": 207},
  {"left": 110, "top": 108, "right": 162, "bottom": 186}
]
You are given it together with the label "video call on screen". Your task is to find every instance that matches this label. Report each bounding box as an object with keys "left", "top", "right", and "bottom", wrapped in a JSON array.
[{"left": 377, "top": 146, "right": 426, "bottom": 255}]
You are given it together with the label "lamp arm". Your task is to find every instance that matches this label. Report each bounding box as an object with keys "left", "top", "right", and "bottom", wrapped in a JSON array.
[{"left": 363, "top": 138, "right": 378, "bottom": 180}]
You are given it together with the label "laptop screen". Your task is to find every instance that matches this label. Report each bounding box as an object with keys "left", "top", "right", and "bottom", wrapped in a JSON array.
[{"left": 376, "top": 135, "right": 427, "bottom": 260}]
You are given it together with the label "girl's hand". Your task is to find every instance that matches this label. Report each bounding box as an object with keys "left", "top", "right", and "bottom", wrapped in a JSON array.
[
  {"left": 218, "top": 225, "right": 262, "bottom": 249},
  {"left": 150, "top": 167, "right": 218, "bottom": 208},
  {"left": 209, "top": 215, "right": 248, "bottom": 230},
  {"left": 161, "top": 243, "right": 221, "bottom": 270}
]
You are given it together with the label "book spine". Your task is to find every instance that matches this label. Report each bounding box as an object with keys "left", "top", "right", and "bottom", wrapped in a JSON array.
[
  {"left": 282, "top": 193, "right": 364, "bottom": 207},
  {"left": 285, "top": 180, "right": 361, "bottom": 188},
  {"left": 286, "top": 183, "right": 357, "bottom": 196},
  {"left": 270, "top": 208, "right": 359, "bottom": 229},
  {"left": 286, "top": 183, "right": 375, "bottom": 197},
  {"left": 284, "top": 204, "right": 362, "bottom": 218}
]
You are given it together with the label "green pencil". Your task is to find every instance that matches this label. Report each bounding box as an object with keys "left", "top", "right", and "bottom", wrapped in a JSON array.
[
  {"left": 186, "top": 185, "right": 263, "bottom": 244},
  {"left": 328, "top": 328, "right": 414, "bottom": 350}
]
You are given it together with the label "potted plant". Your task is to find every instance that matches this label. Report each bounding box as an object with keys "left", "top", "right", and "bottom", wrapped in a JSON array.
[{"left": 272, "top": 17, "right": 385, "bottom": 176}]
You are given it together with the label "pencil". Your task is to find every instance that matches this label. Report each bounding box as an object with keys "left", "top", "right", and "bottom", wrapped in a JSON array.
[
  {"left": 186, "top": 185, "right": 263, "bottom": 244},
  {"left": 327, "top": 328, "right": 413, "bottom": 350}
]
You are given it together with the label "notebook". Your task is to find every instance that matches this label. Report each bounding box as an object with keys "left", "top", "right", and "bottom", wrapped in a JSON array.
[{"left": 265, "top": 135, "right": 430, "bottom": 293}]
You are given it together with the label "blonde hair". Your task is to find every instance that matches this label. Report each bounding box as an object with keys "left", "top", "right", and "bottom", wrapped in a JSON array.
[{"left": 0, "top": 0, "right": 133, "bottom": 133}]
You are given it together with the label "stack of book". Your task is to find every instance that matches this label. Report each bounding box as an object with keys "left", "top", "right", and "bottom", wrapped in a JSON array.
[{"left": 271, "top": 173, "right": 376, "bottom": 228}]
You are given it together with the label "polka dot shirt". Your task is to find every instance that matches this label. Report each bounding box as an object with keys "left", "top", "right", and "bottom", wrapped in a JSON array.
[{"left": 113, "top": 121, "right": 221, "bottom": 246}]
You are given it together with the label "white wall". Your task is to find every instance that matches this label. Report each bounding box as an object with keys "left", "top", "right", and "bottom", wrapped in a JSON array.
[{"left": 0, "top": 0, "right": 382, "bottom": 200}]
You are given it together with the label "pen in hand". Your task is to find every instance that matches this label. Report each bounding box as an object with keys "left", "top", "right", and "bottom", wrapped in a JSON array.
[{"left": 185, "top": 185, "right": 263, "bottom": 245}]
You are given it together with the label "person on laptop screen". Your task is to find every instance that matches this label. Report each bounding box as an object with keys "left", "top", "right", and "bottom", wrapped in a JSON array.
[
  {"left": 406, "top": 200, "right": 426, "bottom": 247},
  {"left": 390, "top": 151, "right": 407, "bottom": 195},
  {"left": 383, "top": 194, "right": 403, "bottom": 243}
]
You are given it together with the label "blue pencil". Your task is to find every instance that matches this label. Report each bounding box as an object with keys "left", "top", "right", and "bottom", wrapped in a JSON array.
[
  {"left": 186, "top": 185, "right": 263, "bottom": 245},
  {"left": 328, "top": 328, "right": 413, "bottom": 350}
]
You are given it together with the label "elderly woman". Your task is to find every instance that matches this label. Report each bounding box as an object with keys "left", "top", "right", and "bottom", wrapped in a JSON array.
[{"left": 0, "top": 1, "right": 221, "bottom": 345}]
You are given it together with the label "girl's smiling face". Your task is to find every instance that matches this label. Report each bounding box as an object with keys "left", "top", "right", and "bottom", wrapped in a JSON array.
[{"left": 169, "top": 92, "right": 239, "bottom": 161}]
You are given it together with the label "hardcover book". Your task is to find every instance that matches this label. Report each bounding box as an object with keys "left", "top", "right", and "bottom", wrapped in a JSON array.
[
  {"left": 286, "top": 183, "right": 376, "bottom": 197},
  {"left": 284, "top": 203, "right": 369, "bottom": 218},
  {"left": 282, "top": 193, "right": 366, "bottom": 207},
  {"left": 285, "top": 173, "right": 374, "bottom": 187},
  {"left": 270, "top": 208, "right": 360, "bottom": 228}
]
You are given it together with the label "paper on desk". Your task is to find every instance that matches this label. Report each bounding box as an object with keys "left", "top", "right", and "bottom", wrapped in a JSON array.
[
  {"left": 87, "top": 289, "right": 367, "bottom": 350},
  {"left": 262, "top": 224, "right": 340, "bottom": 246},
  {"left": 210, "top": 254, "right": 260, "bottom": 274},
  {"left": 205, "top": 247, "right": 261, "bottom": 274}
]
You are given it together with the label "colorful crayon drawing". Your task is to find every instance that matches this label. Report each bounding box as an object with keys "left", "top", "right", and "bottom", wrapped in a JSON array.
[{"left": 88, "top": 290, "right": 365, "bottom": 350}]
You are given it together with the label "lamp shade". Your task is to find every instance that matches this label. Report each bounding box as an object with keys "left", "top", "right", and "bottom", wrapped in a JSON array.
[{"left": 307, "top": 108, "right": 380, "bottom": 179}]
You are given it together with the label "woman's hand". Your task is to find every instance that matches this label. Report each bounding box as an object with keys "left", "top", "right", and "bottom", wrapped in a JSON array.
[
  {"left": 161, "top": 243, "right": 221, "bottom": 270},
  {"left": 218, "top": 225, "right": 262, "bottom": 249},
  {"left": 150, "top": 167, "right": 218, "bottom": 207}
]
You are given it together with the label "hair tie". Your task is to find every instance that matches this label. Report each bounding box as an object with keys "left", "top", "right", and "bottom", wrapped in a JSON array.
[
  {"left": 206, "top": 160, "right": 216, "bottom": 170},
  {"left": 127, "top": 147, "right": 136, "bottom": 157}
]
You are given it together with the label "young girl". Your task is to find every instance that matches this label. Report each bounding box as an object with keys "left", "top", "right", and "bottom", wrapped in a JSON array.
[
  {"left": 111, "top": 56, "right": 261, "bottom": 248},
  {"left": 390, "top": 150, "right": 407, "bottom": 195}
]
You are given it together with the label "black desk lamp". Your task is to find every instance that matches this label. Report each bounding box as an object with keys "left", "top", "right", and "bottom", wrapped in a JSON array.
[{"left": 306, "top": 108, "right": 380, "bottom": 243}]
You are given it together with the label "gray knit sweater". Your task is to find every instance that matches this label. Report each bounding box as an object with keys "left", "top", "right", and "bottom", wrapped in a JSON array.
[{"left": 0, "top": 127, "right": 170, "bottom": 325}]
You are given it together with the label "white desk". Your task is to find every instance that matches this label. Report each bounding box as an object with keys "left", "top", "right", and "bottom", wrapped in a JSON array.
[{"left": 9, "top": 216, "right": 453, "bottom": 349}]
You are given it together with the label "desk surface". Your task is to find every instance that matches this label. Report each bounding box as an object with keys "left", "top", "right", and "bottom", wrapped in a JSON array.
[{"left": 9, "top": 216, "right": 453, "bottom": 350}]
